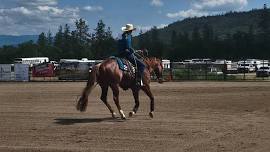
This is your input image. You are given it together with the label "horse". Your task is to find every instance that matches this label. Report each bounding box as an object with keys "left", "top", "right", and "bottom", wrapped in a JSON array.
[{"left": 76, "top": 56, "right": 163, "bottom": 119}]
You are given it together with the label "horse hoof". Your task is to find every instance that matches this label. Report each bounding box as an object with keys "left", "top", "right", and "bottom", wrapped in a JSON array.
[
  {"left": 129, "top": 111, "right": 135, "bottom": 117},
  {"left": 149, "top": 112, "right": 154, "bottom": 118},
  {"left": 121, "top": 116, "right": 126, "bottom": 120},
  {"left": 112, "top": 112, "right": 117, "bottom": 118}
]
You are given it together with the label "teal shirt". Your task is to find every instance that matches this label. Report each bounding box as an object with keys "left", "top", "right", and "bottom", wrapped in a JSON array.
[{"left": 118, "top": 33, "right": 134, "bottom": 56}]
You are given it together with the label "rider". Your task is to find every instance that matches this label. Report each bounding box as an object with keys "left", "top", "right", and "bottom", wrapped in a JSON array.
[{"left": 118, "top": 24, "right": 145, "bottom": 86}]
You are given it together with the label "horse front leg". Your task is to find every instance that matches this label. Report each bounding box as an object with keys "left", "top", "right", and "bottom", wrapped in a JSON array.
[
  {"left": 100, "top": 85, "right": 117, "bottom": 118},
  {"left": 141, "top": 84, "right": 154, "bottom": 118},
  {"left": 110, "top": 84, "right": 126, "bottom": 120},
  {"left": 129, "top": 88, "right": 140, "bottom": 117}
]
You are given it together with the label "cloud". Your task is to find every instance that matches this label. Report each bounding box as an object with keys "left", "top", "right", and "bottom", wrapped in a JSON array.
[
  {"left": 17, "top": 0, "right": 58, "bottom": 6},
  {"left": 83, "top": 6, "right": 103, "bottom": 12},
  {"left": 0, "top": 0, "right": 80, "bottom": 35},
  {"left": 167, "top": 9, "right": 208, "bottom": 18},
  {"left": 151, "top": 0, "right": 164, "bottom": 7},
  {"left": 157, "top": 24, "right": 168, "bottom": 29},
  {"left": 193, "top": 0, "right": 248, "bottom": 11},
  {"left": 167, "top": 0, "right": 248, "bottom": 19},
  {"left": 137, "top": 25, "right": 152, "bottom": 32},
  {"left": 137, "top": 24, "right": 168, "bottom": 33}
]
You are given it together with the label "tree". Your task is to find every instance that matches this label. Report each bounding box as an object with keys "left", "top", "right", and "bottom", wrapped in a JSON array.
[
  {"left": 17, "top": 41, "right": 38, "bottom": 57},
  {"left": 91, "top": 20, "right": 116, "bottom": 59},
  {"left": 149, "top": 26, "right": 164, "bottom": 57},
  {"left": 137, "top": 30, "right": 144, "bottom": 49},
  {"left": 259, "top": 4, "right": 270, "bottom": 34},
  {"left": 169, "top": 30, "right": 178, "bottom": 60},
  {"left": 202, "top": 24, "right": 214, "bottom": 41},
  {"left": 258, "top": 4, "right": 270, "bottom": 58},
  {"left": 37, "top": 32, "right": 47, "bottom": 48},
  {"left": 191, "top": 26, "right": 203, "bottom": 58},
  {"left": 37, "top": 32, "right": 48, "bottom": 56},
  {"left": 202, "top": 24, "right": 214, "bottom": 58},
  {"left": 54, "top": 25, "right": 63, "bottom": 48},
  {"left": 74, "top": 18, "right": 90, "bottom": 45},
  {"left": 47, "top": 30, "right": 53, "bottom": 46}
]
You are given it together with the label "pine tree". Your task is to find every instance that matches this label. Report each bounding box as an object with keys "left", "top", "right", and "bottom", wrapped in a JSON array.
[
  {"left": 150, "top": 26, "right": 164, "bottom": 57},
  {"left": 47, "top": 30, "right": 53, "bottom": 46},
  {"left": 74, "top": 18, "right": 90, "bottom": 45},
  {"left": 54, "top": 25, "right": 63, "bottom": 48},
  {"left": 91, "top": 20, "right": 116, "bottom": 59},
  {"left": 37, "top": 32, "right": 47, "bottom": 48},
  {"left": 259, "top": 4, "right": 270, "bottom": 34},
  {"left": 138, "top": 30, "right": 144, "bottom": 49}
]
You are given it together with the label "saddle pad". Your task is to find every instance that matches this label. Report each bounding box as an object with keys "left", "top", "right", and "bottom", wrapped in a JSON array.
[{"left": 110, "top": 56, "right": 128, "bottom": 71}]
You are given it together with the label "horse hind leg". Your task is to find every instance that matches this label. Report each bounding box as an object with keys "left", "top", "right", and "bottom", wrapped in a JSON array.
[
  {"left": 141, "top": 85, "right": 154, "bottom": 118},
  {"left": 100, "top": 86, "right": 117, "bottom": 118},
  {"left": 110, "top": 84, "right": 126, "bottom": 120},
  {"left": 129, "top": 88, "right": 140, "bottom": 117}
]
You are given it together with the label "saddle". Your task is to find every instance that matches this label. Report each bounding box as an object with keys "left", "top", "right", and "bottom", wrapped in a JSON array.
[
  {"left": 110, "top": 56, "right": 141, "bottom": 90},
  {"left": 110, "top": 56, "right": 136, "bottom": 74}
]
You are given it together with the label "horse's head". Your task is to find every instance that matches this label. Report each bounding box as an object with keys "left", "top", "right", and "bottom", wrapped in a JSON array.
[{"left": 146, "top": 57, "right": 163, "bottom": 83}]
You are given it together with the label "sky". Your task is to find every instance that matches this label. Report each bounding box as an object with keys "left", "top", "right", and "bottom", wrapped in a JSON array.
[{"left": 0, "top": 0, "right": 269, "bottom": 36}]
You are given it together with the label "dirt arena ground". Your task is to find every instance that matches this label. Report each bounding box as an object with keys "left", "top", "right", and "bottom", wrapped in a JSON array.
[{"left": 0, "top": 81, "right": 270, "bottom": 152}]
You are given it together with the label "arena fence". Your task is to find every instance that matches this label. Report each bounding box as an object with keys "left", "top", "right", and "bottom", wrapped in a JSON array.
[
  {"left": 1, "top": 59, "right": 270, "bottom": 82},
  {"left": 162, "top": 60, "right": 270, "bottom": 81}
]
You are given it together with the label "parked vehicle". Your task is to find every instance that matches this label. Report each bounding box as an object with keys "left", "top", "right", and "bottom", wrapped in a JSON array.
[
  {"left": 237, "top": 61, "right": 256, "bottom": 73},
  {"left": 14, "top": 57, "right": 49, "bottom": 67},
  {"left": 256, "top": 66, "right": 270, "bottom": 77}
]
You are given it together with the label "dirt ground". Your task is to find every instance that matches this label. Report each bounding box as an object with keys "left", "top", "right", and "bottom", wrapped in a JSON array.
[{"left": 0, "top": 81, "right": 270, "bottom": 152}]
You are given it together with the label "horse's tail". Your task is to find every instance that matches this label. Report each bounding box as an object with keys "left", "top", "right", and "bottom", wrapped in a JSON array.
[{"left": 76, "top": 64, "right": 99, "bottom": 112}]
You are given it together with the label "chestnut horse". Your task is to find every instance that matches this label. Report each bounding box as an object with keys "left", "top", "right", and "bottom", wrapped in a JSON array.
[{"left": 76, "top": 57, "right": 163, "bottom": 119}]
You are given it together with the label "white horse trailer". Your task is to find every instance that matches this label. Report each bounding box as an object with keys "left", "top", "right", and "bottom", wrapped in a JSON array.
[{"left": 14, "top": 57, "right": 49, "bottom": 67}]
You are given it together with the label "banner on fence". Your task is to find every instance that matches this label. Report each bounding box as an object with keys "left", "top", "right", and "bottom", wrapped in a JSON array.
[
  {"left": 15, "top": 64, "right": 29, "bottom": 81},
  {"left": 32, "top": 63, "right": 54, "bottom": 77},
  {"left": 0, "top": 64, "right": 12, "bottom": 81}
]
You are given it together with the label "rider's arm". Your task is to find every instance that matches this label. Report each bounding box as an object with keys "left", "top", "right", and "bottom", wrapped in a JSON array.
[{"left": 126, "top": 34, "right": 134, "bottom": 54}]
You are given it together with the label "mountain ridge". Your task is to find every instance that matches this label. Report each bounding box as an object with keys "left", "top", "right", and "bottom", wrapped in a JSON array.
[
  {"left": 136, "top": 8, "right": 267, "bottom": 44},
  {"left": 0, "top": 35, "right": 38, "bottom": 47}
]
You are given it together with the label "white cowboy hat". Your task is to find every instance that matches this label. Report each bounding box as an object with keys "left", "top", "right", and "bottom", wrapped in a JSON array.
[{"left": 121, "top": 24, "right": 136, "bottom": 32}]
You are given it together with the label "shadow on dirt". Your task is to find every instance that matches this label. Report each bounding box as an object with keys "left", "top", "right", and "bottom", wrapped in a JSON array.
[{"left": 54, "top": 117, "right": 125, "bottom": 125}]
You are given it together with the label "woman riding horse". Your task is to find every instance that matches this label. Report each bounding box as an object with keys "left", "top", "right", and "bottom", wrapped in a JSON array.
[
  {"left": 118, "top": 24, "right": 145, "bottom": 86},
  {"left": 76, "top": 24, "right": 163, "bottom": 119}
]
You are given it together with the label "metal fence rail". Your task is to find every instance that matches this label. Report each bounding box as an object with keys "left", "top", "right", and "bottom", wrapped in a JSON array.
[{"left": 163, "top": 61, "right": 270, "bottom": 81}]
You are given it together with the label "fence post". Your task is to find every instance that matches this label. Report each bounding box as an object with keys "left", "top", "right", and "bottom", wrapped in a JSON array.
[
  {"left": 223, "top": 60, "right": 227, "bottom": 81},
  {"left": 243, "top": 60, "right": 246, "bottom": 80},
  {"left": 205, "top": 62, "right": 208, "bottom": 80},
  {"left": 263, "top": 60, "right": 265, "bottom": 81},
  {"left": 188, "top": 63, "right": 191, "bottom": 80},
  {"left": 169, "top": 62, "right": 173, "bottom": 81}
]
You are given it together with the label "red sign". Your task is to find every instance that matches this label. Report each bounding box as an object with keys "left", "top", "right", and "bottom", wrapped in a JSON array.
[{"left": 32, "top": 63, "right": 54, "bottom": 77}]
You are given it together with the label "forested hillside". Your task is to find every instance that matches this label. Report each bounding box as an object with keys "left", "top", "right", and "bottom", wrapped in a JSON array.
[{"left": 135, "top": 7, "right": 270, "bottom": 60}]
